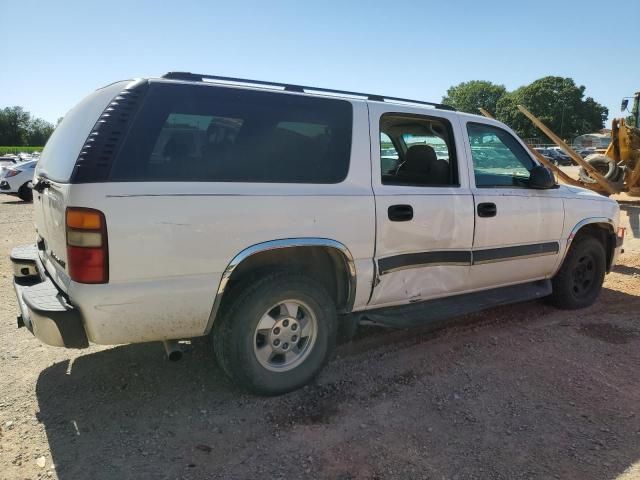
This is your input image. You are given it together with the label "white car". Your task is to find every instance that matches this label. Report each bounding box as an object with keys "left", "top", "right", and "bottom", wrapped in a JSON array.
[
  {"left": 0, "top": 155, "right": 18, "bottom": 175},
  {"left": 10, "top": 72, "right": 623, "bottom": 395},
  {"left": 0, "top": 159, "right": 37, "bottom": 201}
]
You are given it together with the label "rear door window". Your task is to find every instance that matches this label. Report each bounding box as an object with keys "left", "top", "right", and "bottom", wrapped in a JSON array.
[
  {"left": 379, "top": 113, "right": 458, "bottom": 187},
  {"left": 111, "top": 83, "right": 353, "bottom": 183}
]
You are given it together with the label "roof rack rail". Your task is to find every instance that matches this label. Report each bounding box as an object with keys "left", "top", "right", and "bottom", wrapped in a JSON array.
[{"left": 161, "top": 71, "right": 455, "bottom": 111}]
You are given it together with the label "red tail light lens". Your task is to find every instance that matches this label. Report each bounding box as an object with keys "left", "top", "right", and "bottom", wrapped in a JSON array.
[{"left": 66, "top": 208, "right": 108, "bottom": 283}]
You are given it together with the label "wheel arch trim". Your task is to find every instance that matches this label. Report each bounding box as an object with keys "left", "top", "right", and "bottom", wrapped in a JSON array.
[
  {"left": 204, "top": 238, "right": 357, "bottom": 334},
  {"left": 568, "top": 217, "right": 615, "bottom": 242},
  {"left": 557, "top": 216, "right": 616, "bottom": 271}
]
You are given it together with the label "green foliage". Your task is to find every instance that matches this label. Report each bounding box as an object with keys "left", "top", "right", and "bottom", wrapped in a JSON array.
[
  {"left": 0, "top": 146, "right": 44, "bottom": 155},
  {"left": 494, "top": 76, "right": 608, "bottom": 139},
  {"left": 443, "top": 76, "right": 608, "bottom": 139},
  {"left": 0, "top": 107, "right": 55, "bottom": 147},
  {"left": 442, "top": 80, "right": 507, "bottom": 115}
]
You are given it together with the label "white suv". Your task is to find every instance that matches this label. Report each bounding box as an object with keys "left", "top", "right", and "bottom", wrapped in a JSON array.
[{"left": 11, "top": 72, "right": 623, "bottom": 395}]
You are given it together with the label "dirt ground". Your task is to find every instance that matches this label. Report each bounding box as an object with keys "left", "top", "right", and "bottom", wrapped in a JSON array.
[{"left": 0, "top": 196, "right": 639, "bottom": 480}]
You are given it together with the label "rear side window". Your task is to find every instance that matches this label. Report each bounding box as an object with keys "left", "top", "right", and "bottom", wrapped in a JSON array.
[
  {"left": 111, "top": 83, "right": 353, "bottom": 183},
  {"left": 36, "top": 81, "right": 129, "bottom": 183}
]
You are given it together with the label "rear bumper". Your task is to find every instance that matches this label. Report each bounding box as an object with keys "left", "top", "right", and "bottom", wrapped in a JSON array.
[
  {"left": 0, "top": 180, "right": 13, "bottom": 191},
  {"left": 11, "top": 244, "right": 88, "bottom": 348}
]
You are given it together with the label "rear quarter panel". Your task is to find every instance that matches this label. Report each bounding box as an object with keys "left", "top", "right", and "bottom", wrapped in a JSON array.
[{"left": 67, "top": 101, "right": 375, "bottom": 344}]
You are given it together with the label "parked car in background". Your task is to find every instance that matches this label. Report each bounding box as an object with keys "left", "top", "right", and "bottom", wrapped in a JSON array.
[
  {"left": 543, "top": 148, "right": 572, "bottom": 166},
  {"left": 534, "top": 148, "right": 573, "bottom": 166},
  {"left": 0, "top": 156, "right": 19, "bottom": 177},
  {"left": 0, "top": 159, "right": 37, "bottom": 201},
  {"left": 0, "top": 155, "right": 18, "bottom": 166},
  {"left": 546, "top": 147, "right": 573, "bottom": 165},
  {"left": 576, "top": 148, "right": 596, "bottom": 158},
  {"left": 533, "top": 148, "right": 556, "bottom": 164}
]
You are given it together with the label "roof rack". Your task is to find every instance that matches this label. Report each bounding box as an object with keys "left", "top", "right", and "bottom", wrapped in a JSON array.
[{"left": 161, "top": 72, "right": 455, "bottom": 111}]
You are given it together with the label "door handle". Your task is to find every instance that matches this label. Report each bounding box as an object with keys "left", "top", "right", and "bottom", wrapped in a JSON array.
[
  {"left": 477, "top": 202, "right": 497, "bottom": 218},
  {"left": 388, "top": 204, "right": 413, "bottom": 222}
]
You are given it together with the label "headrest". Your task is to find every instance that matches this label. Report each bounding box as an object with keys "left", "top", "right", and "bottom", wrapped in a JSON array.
[{"left": 404, "top": 144, "right": 437, "bottom": 172}]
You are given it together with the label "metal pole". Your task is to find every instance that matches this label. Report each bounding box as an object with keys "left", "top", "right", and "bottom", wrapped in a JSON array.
[{"left": 632, "top": 92, "right": 640, "bottom": 128}]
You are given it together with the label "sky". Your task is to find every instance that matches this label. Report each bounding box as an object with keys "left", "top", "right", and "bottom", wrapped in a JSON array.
[{"left": 1, "top": 0, "right": 638, "bottom": 125}]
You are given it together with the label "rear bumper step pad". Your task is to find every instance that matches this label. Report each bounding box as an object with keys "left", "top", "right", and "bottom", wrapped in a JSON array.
[{"left": 11, "top": 244, "right": 88, "bottom": 348}]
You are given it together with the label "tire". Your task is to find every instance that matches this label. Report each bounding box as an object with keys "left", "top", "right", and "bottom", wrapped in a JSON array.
[
  {"left": 17, "top": 182, "right": 33, "bottom": 202},
  {"left": 213, "top": 272, "right": 337, "bottom": 395},
  {"left": 549, "top": 236, "right": 606, "bottom": 310},
  {"left": 578, "top": 154, "right": 619, "bottom": 184}
]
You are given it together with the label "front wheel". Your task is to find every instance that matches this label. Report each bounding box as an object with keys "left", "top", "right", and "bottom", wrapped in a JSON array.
[
  {"left": 213, "top": 272, "right": 337, "bottom": 395},
  {"left": 549, "top": 236, "right": 606, "bottom": 309}
]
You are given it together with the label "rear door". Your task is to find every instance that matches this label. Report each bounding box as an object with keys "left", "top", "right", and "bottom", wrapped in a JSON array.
[
  {"left": 368, "top": 104, "right": 475, "bottom": 308},
  {"left": 460, "top": 120, "right": 564, "bottom": 289},
  {"left": 33, "top": 81, "right": 130, "bottom": 291}
]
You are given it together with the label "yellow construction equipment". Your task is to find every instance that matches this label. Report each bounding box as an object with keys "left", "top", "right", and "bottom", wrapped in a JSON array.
[
  {"left": 578, "top": 116, "right": 640, "bottom": 196},
  {"left": 504, "top": 91, "right": 640, "bottom": 196}
]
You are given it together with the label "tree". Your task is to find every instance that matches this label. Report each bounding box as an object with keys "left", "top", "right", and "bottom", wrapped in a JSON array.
[
  {"left": 0, "top": 107, "right": 55, "bottom": 146},
  {"left": 495, "top": 76, "right": 608, "bottom": 139},
  {"left": 442, "top": 80, "right": 507, "bottom": 116},
  {"left": 27, "top": 118, "right": 55, "bottom": 146},
  {"left": 0, "top": 106, "right": 31, "bottom": 145}
]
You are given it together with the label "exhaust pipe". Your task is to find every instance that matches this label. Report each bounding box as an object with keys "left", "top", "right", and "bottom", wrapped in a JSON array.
[{"left": 163, "top": 340, "right": 183, "bottom": 361}]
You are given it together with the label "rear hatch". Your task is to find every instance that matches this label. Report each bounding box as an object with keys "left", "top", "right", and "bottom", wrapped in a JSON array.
[{"left": 33, "top": 81, "right": 132, "bottom": 292}]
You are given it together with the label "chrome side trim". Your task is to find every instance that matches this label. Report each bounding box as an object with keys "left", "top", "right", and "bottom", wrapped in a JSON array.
[{"left": 204, "top": 238, "right": 357, "bottom": 334}]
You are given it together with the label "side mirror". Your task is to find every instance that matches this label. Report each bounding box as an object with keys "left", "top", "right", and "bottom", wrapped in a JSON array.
[{"left": 529, "top": 165, "right": 556, "bottom": 189}]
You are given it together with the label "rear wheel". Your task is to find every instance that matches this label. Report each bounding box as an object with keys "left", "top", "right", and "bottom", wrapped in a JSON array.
[
  {"left": 17, "top": 182, "right": 32, "bottom": 202},
  {"left": 550, "top": 236, "right": 606, "bottom": 309},
  {"left": 213, "top": 272, "right": 337, "bottom": 395}
]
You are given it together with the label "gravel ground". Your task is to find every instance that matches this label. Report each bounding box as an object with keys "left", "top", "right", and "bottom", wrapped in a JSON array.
[{"left": 1, "top": 196, "right": 639, "bottom": 480}]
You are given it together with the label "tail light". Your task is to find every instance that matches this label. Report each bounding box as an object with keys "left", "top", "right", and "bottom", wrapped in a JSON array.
[
  {"left": 5, "top": 169, "right": 20, "bottom": 177},
  {"left": 616, "top": 227, "right": 626, "bottom": 246},
  {"left": 66, "top": 207, "right": 108, "bottom": 283}
]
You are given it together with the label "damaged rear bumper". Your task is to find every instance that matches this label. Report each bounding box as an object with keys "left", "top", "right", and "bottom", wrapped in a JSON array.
[{"left": 11, "top": 244, "right": 88, "bottom": 348}]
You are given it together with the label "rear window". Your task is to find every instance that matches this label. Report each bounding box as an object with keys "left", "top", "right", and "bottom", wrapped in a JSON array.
[
  {"left": 110, "top": 83, "right": 353, "bottom": 183},
  {"left": 36, "top": 81, "right": 129, "bottom": 182}
]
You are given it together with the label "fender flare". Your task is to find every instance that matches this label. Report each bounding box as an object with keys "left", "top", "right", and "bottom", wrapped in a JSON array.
[
  {"left": 558, "top": 216, "right": 616, "bottom": 271},
  {"left": 204, "top": 238, "right": 357, "bottom": 334}
]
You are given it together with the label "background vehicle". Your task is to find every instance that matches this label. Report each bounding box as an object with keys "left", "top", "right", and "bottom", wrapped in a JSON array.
[
  {"left": 576, "top": 148, "right": 596, "bottom": 158},
  {"left": 533, "top": 91, "right": 640, "bottom": 195},
  {"left": 545, "top": 147, "right": 573, "bottom": 165},
  {"left": 533, "top": 147, "right": 557, "bottom": 164},
  {"left": 534, "top": 147, "right": 572, "bottom": 166},
  {"left": 0, "top": 156, "right": 18, "bottom": 177},
  {"left": 10, "top": 73, "right": 622, "bottom": 395},
  {"left": 0, "top": 159, "right": 37, "bottom": 201}
]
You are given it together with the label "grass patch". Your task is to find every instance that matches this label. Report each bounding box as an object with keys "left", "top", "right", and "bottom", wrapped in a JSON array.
[{"left": 0, "top": 146, "right": 43, "bottom": 155}]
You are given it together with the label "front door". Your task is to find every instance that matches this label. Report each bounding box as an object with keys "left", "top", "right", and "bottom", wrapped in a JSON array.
[
  {"left": 461, "top": 121, "right": 564, "bottom": 290},
  {"left": 368, "top": 104, "right": 475, "bottom": 308}
]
